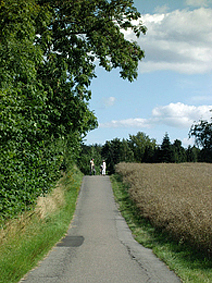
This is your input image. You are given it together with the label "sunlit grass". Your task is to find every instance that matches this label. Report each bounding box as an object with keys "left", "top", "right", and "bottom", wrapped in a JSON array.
[{"left": 0, "top": 166, "right": 83, "bottom": 283}]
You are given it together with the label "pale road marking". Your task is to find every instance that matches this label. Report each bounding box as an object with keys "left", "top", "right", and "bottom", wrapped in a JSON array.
[{"left": 19, "top": 176, "right": 182, "bottom": 283}]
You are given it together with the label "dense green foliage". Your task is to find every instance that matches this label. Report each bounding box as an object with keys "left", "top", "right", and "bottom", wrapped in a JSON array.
[
  {"left": 189, "top": 117, "right": 212, "bottom": 162},
  {"left": 77, "top": 131, "right": 201, "bottom": 174},
  {"left": 0, "top": 0, "right": 146, "bottom": 222}
]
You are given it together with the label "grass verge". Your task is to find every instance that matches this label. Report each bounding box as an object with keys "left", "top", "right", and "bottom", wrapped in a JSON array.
[
  {"left": 111, "top": 174, "right": 212, "bottom": 283},
  {"left": 0, "top": 166, "right": 83, "bottom": 283}
]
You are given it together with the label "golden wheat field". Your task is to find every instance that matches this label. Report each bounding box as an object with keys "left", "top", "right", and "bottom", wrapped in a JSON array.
[{"left": 115, "top": 162, "right": 212, "bottom": 254}]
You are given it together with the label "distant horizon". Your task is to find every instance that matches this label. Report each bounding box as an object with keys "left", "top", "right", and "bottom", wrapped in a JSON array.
[{"left": 83, "top": 129, "right": 197, "bottom": 149}]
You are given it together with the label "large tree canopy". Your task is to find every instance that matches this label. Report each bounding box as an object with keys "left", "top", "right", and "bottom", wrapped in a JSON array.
[
  {"left": 1, "top": 0, "right": 146, "bottom": 141},
  {"left": 0, "top": 0, "right": 146, "bottom": 220},
  {"left": 35, "top": 0, "right": 146, "bottom": 139},
  {"left": 189, "top": 119, "right": 212, "bottom": 150},
  {"left": 189, "top": 118, "right": 212, "bottom": 162}
]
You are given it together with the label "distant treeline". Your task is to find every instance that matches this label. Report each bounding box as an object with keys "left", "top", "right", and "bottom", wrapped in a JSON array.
[{"left": 77, "top": 131, "right": 210, "bottom": 175}]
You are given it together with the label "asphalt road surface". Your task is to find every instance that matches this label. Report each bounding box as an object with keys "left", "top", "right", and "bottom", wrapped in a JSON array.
[{"left": 20, "top": 176, "right": 181, "bottom": 283}]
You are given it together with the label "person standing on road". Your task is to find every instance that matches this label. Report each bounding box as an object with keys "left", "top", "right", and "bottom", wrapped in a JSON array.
[
  {"left": 102, "top": 160, "right": 106, "bottom": 176},
  {"left": 100, "top": 164, "right": 103, "bottom": 175},
  {"left": 90, "top": 158, "right": 96, "bottom": 175}
]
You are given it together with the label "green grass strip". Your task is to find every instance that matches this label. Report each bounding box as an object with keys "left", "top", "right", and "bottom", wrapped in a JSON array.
[
  {"left": 111, "top": 174, "right": 212, "bottom": 283},
  {"left": 0, "top": 167, "right": 83, "bottom": 283}
]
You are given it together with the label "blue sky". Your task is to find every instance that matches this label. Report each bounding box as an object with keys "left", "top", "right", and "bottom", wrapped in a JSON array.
[{"left": 84, "top": 0, "right": 212, "bottom": 147}]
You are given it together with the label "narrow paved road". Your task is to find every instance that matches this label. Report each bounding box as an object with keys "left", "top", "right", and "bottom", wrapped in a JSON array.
[{"left": 20, "top": 176, "right": 181, "bottom": 283}]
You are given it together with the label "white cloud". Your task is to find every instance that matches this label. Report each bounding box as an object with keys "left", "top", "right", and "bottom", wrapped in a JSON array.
[
  {"left": 125, "top": 8, "right": 212, "bottom": 74},
  {"left": 151, "top": 102, "right": 212, "bottom": 127},
  {"left": 100, "top": 102, "right": 212, "bottom": 129},
  {"left": 102, "top": 96, "right": 116, "bottom": 108},
  {"left": 100, "top": 118, "right": 150, "bottom": 128}
]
